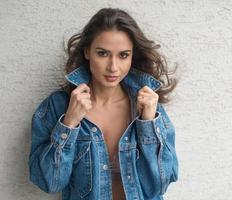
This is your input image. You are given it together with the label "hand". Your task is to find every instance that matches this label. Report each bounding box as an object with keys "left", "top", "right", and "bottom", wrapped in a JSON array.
[
  {"left": 63, "top": 83, "right": 92, "bottom": 128},
  {"left": 136, "top": 86, "right": 159, "bottom": 120}
]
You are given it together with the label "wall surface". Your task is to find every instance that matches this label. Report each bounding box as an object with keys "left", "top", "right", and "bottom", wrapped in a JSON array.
[{"left": 0, "top": 0, "right": 232, "bottom": 200}]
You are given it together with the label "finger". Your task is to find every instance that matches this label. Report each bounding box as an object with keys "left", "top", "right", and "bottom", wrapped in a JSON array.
[
  {"left": 140, "top": 85, "right": 154, "bottom": 93},
  {"left": 138, "top": 92, "right": 154, "bottom": 97},
  {"left": 138, "top": 94, "right": 157, "bottom": 101},
  {"left": 86, "top": 103, "right": 93, "bottom": 111},
  {"left": 79, "top": 92, "right": 91, "bottom": 99},
  {"left": 76, "top": 83, "right": 91, "bottom": 94},
  {"left": 138, "top": 91, "right": 159, "bottom": 99},
  {"left": 83, "top": 101, "right": 92, "bottom": 111},
  {"left": 137, "top": 96, "right": 155, "bottom": 106},
  {"left": 80, "top": 96, "right": 92, "bottom": 104},
  {"left": 138, "top": 89, "right": 156, "bottom": 96},
  {"left": 85, "top": 99, "right": 92, "bottom": 106},
  {"left": 136, "top": 101, "right": 143, "bottom": 114},
  {"left": 71, "top": 92, "right": 91, "bottom": 102}
]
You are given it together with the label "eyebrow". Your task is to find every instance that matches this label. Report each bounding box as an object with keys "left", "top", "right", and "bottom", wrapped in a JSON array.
[{"left": 95, "top": 47, "right": 132, "bottom": 53}]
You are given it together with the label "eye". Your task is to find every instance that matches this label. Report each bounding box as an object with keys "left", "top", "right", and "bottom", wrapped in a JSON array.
[
  {"left": 120, "top": 53, "right": 129, "bottom": 59},
  {"left": 97, "top": 51, "right": 108, "bottom": 57}
]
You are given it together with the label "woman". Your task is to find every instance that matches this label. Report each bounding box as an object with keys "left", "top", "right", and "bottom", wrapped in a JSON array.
[{"left": 29, "top": 8, "right": 178, "bottom": 200}]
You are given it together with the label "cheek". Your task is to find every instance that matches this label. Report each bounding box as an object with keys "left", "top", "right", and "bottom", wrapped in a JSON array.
[
  {"left": 122, "top": 60, "right": 132, "bottom": 72},
  {"left": 89, "top": 56, "right": 104, "bottom": 71},
  {"left": 89, "top": 62, "right": 103, "bottom": 77},
  {"left": 89, "top": 66, "right": 101, "bottom": 76},
  {"left": 89, "top": 54, "right": 102, "bottom": 65}
]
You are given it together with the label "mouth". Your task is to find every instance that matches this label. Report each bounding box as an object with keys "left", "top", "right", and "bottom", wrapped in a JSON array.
[{"left": 104, "top": 75, "right": 119, "bottom": 82}]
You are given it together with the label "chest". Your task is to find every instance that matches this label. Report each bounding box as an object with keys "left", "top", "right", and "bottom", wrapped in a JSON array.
[{"left": 85, "top": 99, "right": 132, "bottom": 160}]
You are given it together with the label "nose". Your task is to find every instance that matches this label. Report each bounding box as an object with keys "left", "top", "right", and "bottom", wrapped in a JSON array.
[{"left": 107, "top": 55, "right": 118, "bottom": 73}]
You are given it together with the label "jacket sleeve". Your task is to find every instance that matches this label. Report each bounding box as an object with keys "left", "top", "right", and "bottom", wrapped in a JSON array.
[
  {"left": 28, "top": 92, "right": 80, "bottom": 193},
  {"left": 135, "top": 102, "right": 178, "bottom": 195}
]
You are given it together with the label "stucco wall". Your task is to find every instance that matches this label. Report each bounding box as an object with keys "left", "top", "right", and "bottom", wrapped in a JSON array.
[{"left": 0, "top": 0, "right": 231, "bottom": 199}]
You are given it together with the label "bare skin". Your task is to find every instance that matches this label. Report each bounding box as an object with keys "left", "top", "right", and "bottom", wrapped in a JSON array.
[{"left": 86, "top": 82, "right": 131, "bottom": 158}]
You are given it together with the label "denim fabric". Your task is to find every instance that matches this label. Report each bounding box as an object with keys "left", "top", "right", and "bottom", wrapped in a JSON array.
[{"left": 29, "top": 65, "right": 178, "bottom": 200}]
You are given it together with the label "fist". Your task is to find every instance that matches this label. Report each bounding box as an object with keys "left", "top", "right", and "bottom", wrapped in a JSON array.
[
  {"left": 63, "top": 83, "right": 92, "bottom": 128},
  {"left": 136, "top": 86, "right": 159, "bottom": 120}
]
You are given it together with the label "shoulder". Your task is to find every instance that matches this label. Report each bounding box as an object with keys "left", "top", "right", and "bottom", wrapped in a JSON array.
[
  {"left": 34, "top": 88, "right": 70, "bottom": 120},
  {"left": 48, "top": 89, "right": 70, "bottom": 106},
  {"left": 157, "top": 103, "right": 175, "bottom": 130}
]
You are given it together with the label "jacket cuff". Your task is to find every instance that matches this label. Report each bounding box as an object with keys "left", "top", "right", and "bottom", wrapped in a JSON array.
[
  {"left": 50, "top": 114, "right": 81, "bottom": 148},
  {"left": 136, "top": 111, "right": 165, "bottom": 144}
]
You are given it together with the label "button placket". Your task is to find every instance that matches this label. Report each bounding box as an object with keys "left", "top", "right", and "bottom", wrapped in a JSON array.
[
  {"left": 156, "top": 127, "right": 160, "bottom": 134},
  {"left": 102, "top": 164, "right": 108, "bottom": 170},
  {"left": 91, "top": 127, "right": 97, "bottom": 132},
  {"left": 61, "top": 133, "right": 68, "bottom": 140},
  {"left": 155, "top": 126, "right": 164, "bottom": 144}
]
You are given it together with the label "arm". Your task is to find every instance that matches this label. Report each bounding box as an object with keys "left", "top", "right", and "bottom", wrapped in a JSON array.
[
  {"left": 28, "top": 92, "right": 80, "bottom": 193},
  {"left": 135, "top": 102, "right": 178, "bottom": 195}
]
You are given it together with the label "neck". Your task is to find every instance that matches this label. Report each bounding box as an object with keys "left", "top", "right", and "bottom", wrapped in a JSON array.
[{"left": 88, "top": 80, "right": 126, "bottom": 107}]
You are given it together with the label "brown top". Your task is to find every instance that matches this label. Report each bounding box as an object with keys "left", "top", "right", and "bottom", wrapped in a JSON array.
[
  {"left": 109, "top": 154, "right": 126, "bottom": 200},
  {"left": 109, "top": 154, "right": 121, "bottom": 175}
]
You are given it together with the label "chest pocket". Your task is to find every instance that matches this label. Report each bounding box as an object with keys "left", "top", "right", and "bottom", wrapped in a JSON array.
[{"left": 72, "top": 141, "right": 92, "bottom": 198}]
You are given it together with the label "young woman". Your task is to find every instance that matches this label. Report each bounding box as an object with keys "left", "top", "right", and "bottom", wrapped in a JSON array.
[{"left": 29, "top": 8, "right": 178, "bottom": 200}]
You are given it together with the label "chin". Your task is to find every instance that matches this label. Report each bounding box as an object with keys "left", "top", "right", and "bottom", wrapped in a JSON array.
[{"left": 103, "top": 81, "right": 120, "bottom": 87}]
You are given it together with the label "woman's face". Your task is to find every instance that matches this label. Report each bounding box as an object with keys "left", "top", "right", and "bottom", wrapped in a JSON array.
[{"left": 84, "top": 29, "right": 133, "bottom": 88}]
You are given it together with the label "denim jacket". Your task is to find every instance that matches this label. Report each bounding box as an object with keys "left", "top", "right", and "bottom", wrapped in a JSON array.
[{"left": 29, "top": 65, "right": 178, "bottom": 200}]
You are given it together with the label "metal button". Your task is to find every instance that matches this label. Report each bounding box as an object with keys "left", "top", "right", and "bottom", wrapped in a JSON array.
[
  {"left": 124, "top": 136, "right": 129, "bottom": 141},
  {"left": 156, "top": 127, "right": 160, "bottom": 133},
  {"left": 91, "top": 127, "right": 97, "bottom": 132},
  {"left": 61, "top": 133, "right": 68, "bottom": 140},
  {"left": 102, "top": 164, "right": 108, "bottom": 170},
  {"left": 127, "top": 175, "right": 131, "bottom": 179}
]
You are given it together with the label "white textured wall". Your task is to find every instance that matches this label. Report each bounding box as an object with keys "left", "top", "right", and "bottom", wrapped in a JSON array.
[{"left": 0, "top": 1, "right": 232, "bottom": 199}]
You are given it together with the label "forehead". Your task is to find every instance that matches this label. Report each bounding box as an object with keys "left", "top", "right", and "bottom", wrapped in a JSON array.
[{"left": 90, "top": 30, "right": 133, "bottom": 50}]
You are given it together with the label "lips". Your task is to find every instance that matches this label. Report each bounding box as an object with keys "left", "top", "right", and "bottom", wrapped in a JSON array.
[
  {"left": 104, "top": 75, "right": 119, "bottom": 82},
  {"left": 104, "top": 75, "right": 118, "bottom": 78}
]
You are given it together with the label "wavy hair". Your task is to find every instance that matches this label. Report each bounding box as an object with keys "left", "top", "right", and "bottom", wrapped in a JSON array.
[{"left": 61, "top": 7, "right": 178, "bottom": 103}]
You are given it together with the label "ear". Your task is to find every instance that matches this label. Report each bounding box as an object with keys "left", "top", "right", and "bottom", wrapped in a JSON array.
[{"left": 84, "top": 48, "right": 90, "bottom": 60}]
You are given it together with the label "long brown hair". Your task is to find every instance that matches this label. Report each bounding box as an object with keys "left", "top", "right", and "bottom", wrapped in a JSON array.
[{"left": 61, "top": 7, "right": 178, "bottom": 103}]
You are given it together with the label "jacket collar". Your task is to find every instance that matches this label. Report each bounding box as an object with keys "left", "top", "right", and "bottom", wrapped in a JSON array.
[{"left": 65, "top": 65, "right": 162, "bottom": 94}]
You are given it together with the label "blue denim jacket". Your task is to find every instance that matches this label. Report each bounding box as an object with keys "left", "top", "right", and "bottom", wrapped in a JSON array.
[{"left": 29, "top": 65, "right": 178, "bottom": 200}]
